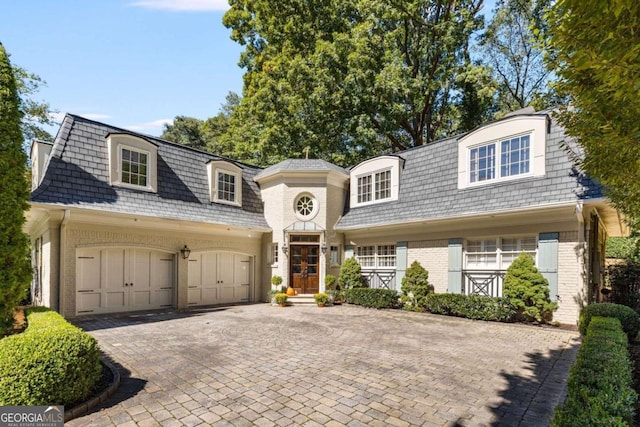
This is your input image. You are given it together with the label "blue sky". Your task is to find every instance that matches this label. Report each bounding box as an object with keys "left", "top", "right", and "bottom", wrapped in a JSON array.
[{"left": 3, "top": 0, "right": 241, "bottom": 136}]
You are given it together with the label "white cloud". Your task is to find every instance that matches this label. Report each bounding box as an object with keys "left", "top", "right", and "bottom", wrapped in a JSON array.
[
  {"left": 125, "top": 118, "right": 173, "bottom": 134},
  {"left": 129, "top": 0, "right": 229, "bottom": 11}
]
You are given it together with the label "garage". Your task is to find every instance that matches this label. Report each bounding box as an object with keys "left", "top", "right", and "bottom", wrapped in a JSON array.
[
  {"left": 188, "top": 252, "right": 251, "bottom": 306},
  {"left": 76, "top": 248, "right": 175, "bottom": 315}
]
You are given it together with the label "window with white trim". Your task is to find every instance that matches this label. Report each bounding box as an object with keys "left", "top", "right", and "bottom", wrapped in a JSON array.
[
  {"left": 357, "top": 169, "right": 392, "bottom": 204},
  {"left": 208, "top": 160, "right": 242, "bottom": 206},
  {"left": 469, "top": 133, "right": 531, "bottom": 184},
  {"left": 121, "top": 147, "right": 149, "bottom": 187},
  {"left": 270, "top": 243, "right": 279, "bottom": 265},
  {"left": 106, "top": 133, "right": 158, "bottom": 193},
  {"left": 465, "top": 237, "right": 536, "bottom": 270},
  {"left": 356, "top": 244, "right": 396, "bottom": 269}
]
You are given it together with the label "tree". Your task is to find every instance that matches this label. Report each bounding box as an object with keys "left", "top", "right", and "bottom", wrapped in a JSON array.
[
  {"left": 161, "top": 116, "right": 207, "bottom": 151},
  {"left": 223, "top": 0, "right": 484, "bottom": 166},
  {"left": 546, "top": 0, "right": 640, "bottom": 220},
  {"left": 479, "top": 0, "right": 555, "bottom": 114},
  {"left": 0, "top": 43, "right": 32, "bottom": 329},
  {"left": 400, "top": 260, "right": 433, "bottom": 310},
  {"left": 13, "top": 66, "right": 56, "bottom": 147},
  {"left": 503, "top": 253, "right": 556, "bottom": 322}
]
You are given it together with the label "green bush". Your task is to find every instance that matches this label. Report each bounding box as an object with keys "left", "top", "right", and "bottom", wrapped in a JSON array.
[
  {"left": 343, "top": 288, "right": 398, "bottom": 309},
  {"left": 423, "top": 293, "right": 517, "bottom": 322},
  {"left": 0, "top": 307, "right": 102, "bottom": 406},
  {"left": 400, "top": 261, "right": 433, "bottom": 311},
  {"left": 579, "top": 303, "right": 640, "bottom": 342},
  {"left": 338, "top": 257, "right": 366, "bottom": 289},
  {"left": 606, "top": 261, "right": 640, "bottom": 310},
  {"left": 324, "top": 274, "right": 337, "bottom": 290},
  {"left": 552, "top": 317, "right": 636, "bottom": 426},
  {"left": 503, "top": 253, "right": 557, "bottom": 322}
]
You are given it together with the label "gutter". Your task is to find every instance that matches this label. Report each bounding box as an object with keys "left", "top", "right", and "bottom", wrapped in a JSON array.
[{"left": 59, "top": 209, "right": 70, "bottom": 315}]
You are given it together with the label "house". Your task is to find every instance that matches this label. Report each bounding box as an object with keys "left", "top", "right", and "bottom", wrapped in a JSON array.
[{"left": 25, "top": 109, "right": 626, "bottom": 324}]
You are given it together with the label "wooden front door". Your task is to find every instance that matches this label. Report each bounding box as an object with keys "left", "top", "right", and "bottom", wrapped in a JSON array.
[{"left": 291, "top": 245, "right": 319, "bottom": 294}]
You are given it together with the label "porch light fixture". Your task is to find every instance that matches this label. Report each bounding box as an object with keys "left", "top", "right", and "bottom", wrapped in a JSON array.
[
  {"left": 321, "top": 243, "right": 327, "bottom": 254},
  {"left": 282, "top": 243, "right": 288, "bottom": 255},
  {"left": 180, "top": 245, "right": 191, "bottom": 260}
]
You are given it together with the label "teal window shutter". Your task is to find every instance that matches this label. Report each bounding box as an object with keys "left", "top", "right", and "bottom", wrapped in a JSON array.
[
  {"left": 344, "top": 245, "right": 354, "bottom": 259},
  {"left": 538, "top": 233, "right": 559, "bottom": 301},
  {"left": 395, "top": 242, "right": 408, "bottom": 291},
  {"left": 448, "top": 238, "right": 463, "bottom": 293}
]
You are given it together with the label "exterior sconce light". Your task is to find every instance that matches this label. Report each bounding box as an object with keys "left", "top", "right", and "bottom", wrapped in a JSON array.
[
  {"left": 321, "top": 243, "right": 327, "bottom": 254},
  {"left": 180, "top": 245, "right": 191, "bottom": 260},
  {"left": 282, "top": 243, "right": 288, "bottom": 255}
]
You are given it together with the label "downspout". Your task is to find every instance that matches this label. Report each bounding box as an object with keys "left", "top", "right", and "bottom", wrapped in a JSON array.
[
  {"left": 59, "top": 209, "right": 70, "bottom": 316},
  {"left": 575, "top": 202, "right": 585, "bottom": 313}
]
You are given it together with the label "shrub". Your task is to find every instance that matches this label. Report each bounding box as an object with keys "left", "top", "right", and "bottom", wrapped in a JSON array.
[
  {"left": 274, "top": 293, "right": 288, "bottom": 305},
  {"left": 324, "top": 274, "right": 337, "bottom": 290},
  {"left": 314, "top": 293, "right": 329, "bottom": 304},
  {"left": 338, "top": 257, "right": 366, "bottom": 289},
  {"left": 423, "top": 293, "right": 517, "bottom": 322},
  {"left": 343, "top": 288, "right": 398, "bottom": 309},
  {"left": 400, "top": 261, "right": 433, "bottom": 310},
  {"left": 503, "top": 253, "right": 557, "bottom": 322},
  {"left": 552, "top": 317, "right": 636, "bottom": 426},
  {"left": 607, "top": 261, "right": 640, "bottom": 310},
  {"left": 0, "top": 307, "right": 101, "bottom": 406},
  {"left": 579, "top": 303, "right": 640, "bottom": 342}
]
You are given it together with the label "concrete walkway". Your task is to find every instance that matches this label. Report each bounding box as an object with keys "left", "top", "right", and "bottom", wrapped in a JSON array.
[{"left": 69, "top": 304, "right": 579, "bottom": 427}]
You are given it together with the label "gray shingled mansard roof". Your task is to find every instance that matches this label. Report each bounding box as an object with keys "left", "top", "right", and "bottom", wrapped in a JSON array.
[
  {"left": 254, "top": 158, "right": 349, "bottom": 181},
  {"left": 335, "top": 113, "right": 603, "bottom": 230},
  {"left": 31, "top": 114, "right": 270, "bottom": 230}
]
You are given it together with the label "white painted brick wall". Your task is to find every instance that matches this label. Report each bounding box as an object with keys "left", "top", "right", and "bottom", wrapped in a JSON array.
[
  {"left": 555, "top": 230, "right": 582, "bottom": 325},
  {"left": 408, "top": 240, "right": 449, "bottom": 293}
]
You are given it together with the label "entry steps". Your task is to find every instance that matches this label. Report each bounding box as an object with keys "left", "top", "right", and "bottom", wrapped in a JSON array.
[{"left": 286, "top": 294, "right": 316, "bottom": 305}]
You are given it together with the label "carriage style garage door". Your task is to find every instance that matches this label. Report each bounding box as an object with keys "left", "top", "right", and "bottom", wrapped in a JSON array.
[
  {"left": 76, "top": 248, "right": 175, "bottom": 315},
  {"left": 188, "top": 252, "right": 251, "bottom": 306}
]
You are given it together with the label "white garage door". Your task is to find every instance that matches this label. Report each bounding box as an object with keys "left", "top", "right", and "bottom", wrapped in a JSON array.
[
  {"left": 188, "top": 252, "right": 251, "bottom": 306},
  {"left": 76, "top": 248, "right": 175, "bottom": 315}
]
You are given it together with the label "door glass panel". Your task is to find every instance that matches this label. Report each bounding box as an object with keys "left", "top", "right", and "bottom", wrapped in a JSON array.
[{"left": 291, "top": 246, "right": 302, "bottom": 274}]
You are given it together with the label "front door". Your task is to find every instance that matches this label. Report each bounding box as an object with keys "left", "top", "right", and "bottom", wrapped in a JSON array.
[{"left": 291, "top": 245, "right": 319, "bottom": 294}]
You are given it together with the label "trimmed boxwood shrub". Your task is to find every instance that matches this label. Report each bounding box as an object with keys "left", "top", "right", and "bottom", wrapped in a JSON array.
[
  {"left": 343, "top": 288, "right": 398, "bottom": 309},
  {"left": 338, "top": 257, "right": 367, "bottom": 289},
  {"left": 503, "top": 253, "right": 557, "bottom": 322},
  {"left": 423, "top": 293, "right": 517, "bottom": 322},
  {"left": 400, "top": 261, "right": 433, "bottom": 311},
  {"left": 552, "top": 316, "right": 636, "bottom": 426},
  {"left": 0, "top": 307, "right": 101, "bottom": 406},
  {"left": 578, "top": 303, "right": 640, "bottom": 342}
]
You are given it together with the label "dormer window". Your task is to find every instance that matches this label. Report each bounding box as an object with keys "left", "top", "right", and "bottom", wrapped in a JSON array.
[
  {"left": 207, "top": 160, "right": 242, "bottom": 206},
  {"left": 458, "top": 115, "right": 547, "bottom": 189},
  {"left": 106, "top": 133, "right": 158, "bottom": 192},
  {"left": 350, "top": 156, "right": 403, "bottom": 208}
]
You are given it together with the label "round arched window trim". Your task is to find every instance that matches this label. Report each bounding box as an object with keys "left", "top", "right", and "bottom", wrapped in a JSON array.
[{"left": 294, "top": 193, "right": 319, "bottom": 220}]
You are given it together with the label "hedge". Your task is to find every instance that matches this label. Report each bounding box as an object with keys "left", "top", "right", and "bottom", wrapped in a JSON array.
[
  {"left": 423, "top": 293, "right": 517, "bottom": 322},
  {"left": 343, "top": 288, "right": 399, "bottom": 309},
  {"left": 578, "top": 303, "right": 640, "bottom": 342},
  {"left": 0, "top": 307, "right": 102, "bottom": 406},
  {"left": 552, "top": 317, "right": 636, "bottom": 426}
]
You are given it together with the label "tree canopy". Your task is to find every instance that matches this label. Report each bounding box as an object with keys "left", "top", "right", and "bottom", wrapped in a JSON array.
[{"left": 547, "top": 0, "right": 640, "bottom": 220}]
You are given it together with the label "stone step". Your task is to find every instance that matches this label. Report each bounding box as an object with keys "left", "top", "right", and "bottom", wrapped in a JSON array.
[{"left": 287, "top": 294, "right": 316, "bottom": 305}]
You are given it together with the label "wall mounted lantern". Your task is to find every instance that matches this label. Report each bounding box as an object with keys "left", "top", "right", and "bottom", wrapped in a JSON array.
[
  {"left": 321, "top": 242, "right": 327, "bottom": 254},
  {"left": 180, "top": 245, "right": 191, "bottom": 260},
  {"left": 282, "top": 243, "right": 288, "bottom": 255}
]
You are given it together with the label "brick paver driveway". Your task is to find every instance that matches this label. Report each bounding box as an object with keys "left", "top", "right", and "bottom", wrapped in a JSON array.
[{"left": 69, "top": 304, "right": 579, "bottom": 427}]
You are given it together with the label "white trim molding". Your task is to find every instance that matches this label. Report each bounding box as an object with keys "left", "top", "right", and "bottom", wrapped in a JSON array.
[
  {"left": 350, "top": 155, "right": 403, "bottom": 208},
  {"left": 106, "top": 133, "right": 158, "bottom": 193},
  {"left": 207, "top": 160, "right": 243, "bottom": 207}
]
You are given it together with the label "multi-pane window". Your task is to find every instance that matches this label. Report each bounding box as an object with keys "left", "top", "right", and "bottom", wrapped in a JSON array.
[
  {"left": 357, "top": 175, "right": 372, "bottom": 203},
  {"left": 469, "top": 144, "right": 496, "bottom": 183},
  {"left": 500, "top": 135, "right": 530, "bottom": 178},
  {"left": 465, "top": 237, "right": 536, "bottom": 269},
  {"left": 217, "top": 172, "right": 236, "bottom": 202},
  {"left": 469, "top": 133, "right": 532, "bottom": 184},
  {"left": 357, "top": 169, "right": 393, "bottom": 204},
  {"left": 296, "top": 195, "right": 314, "bottom": 217},
  {"left": 121, "top": 148, "right": 148, "bottom": 187},
  {"left": 271, "top": 243, "right": 278, "bottom": 265},
  {"left": 330, "top": 245, "right": 340, "bottom": 266},
  {"left": 356, "top": 245, "right": 396, "bottom": 268},
  {"left": 375, "top": 170, "right": 391, "bottom": 200}
]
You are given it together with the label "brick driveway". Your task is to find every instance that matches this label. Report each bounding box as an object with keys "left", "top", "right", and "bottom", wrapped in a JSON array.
[{"left": 69, "top": 304, "right": 579, "bottom": 427}]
